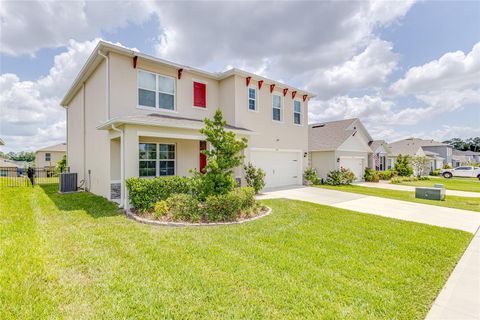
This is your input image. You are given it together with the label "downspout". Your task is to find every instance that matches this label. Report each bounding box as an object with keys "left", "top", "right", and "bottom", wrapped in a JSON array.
[
  {"left": 98, "top": 51, "right": 110, "bottom": 120},
  {"left": 111, "top": 124, "right": 124, "bottom": 208},
  {"left": 82, "top": 82, "right": 87, "bottom": 190}
]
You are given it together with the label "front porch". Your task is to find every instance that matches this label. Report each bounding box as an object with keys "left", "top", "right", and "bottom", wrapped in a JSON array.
[{"left": 99, "top": 114, "right": 253, "bottom": 207}]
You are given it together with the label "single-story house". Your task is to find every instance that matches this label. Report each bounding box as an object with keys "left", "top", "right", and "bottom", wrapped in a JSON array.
[
  {"left": 308, "top": 118, "right": 373, "bottom": 181},
  {"left": 35, "top": 143, "right": 67, "bottom": 168},
  {"left": 368, "top": 140, "right": 393, "bottom": 171},
  {"left": 452, "top": 150, "right": 480, "bottom": 166},
  {"left": 0, "top": 158, "right": 19, "bottom": 177},
  {"left": 388, "top": 138, "right": 448, "bottom": 174}
]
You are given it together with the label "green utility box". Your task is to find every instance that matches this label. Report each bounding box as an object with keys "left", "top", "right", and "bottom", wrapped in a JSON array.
[{"left": 415, "top": 187, "right": 445, "bottom": 201}]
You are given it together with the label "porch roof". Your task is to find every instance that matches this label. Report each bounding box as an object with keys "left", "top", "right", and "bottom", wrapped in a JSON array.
[{"left": 96, "top": 113, "right": 255, "bottom": 135}]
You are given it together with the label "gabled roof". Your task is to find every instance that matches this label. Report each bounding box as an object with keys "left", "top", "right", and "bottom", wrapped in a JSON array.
[
  {"left": 453, "top": 149, "right": 480, "bottom": 156},
  {"left": 36, "top": 143, "right": 67, "bottom": 153},
  {"left": 60, "top": 41, "right": 316, "bottom": 107},
  {"left": 388, "top": 138, "right": 450, "bottom": 157},
  {"left": 0, "top": 158, "right": 18, "bottom": 168},
  {"left": 369, "top": 140, "right": 391, "bottom": 154},
  {"left": 308, "top": 118, "right": 372, "bottom": 152},
  {"left": 96, "top": 113, "right": 254, "bottom": 135}
]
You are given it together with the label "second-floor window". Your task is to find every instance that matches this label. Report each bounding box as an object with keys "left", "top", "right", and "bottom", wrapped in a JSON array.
[
  {"left": 138, "top": 70, "right": 175, "bottom": 111},
  {"left": 293, "top": 100, "right": 301, "bottom": 125},
  {"left": 248, "top": 87, "right": 257, "bottom": 111},
  {"left": 45, "top": 153, "right": 51, "bottom": 161},
  {"left": 193, "top": 81, "right": 206, "bottom": 108},
  {"left": 272, "top": 94, "right": 282, "bottom": 121}
]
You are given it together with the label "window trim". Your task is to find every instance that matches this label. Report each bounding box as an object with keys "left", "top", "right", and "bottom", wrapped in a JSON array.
[
  {"left": 138, "top": 142, "right": 177, "bottom": 178},
  {"left": 248, "top": 86, "right": 259, "bottom": 112},
  {"left": 293, "top": 99, "right": 303, "bottom": 126},
  {"left": 272, "top": 93, "right": 283, "bottom": 123},
  {"left": 137, "top": 69, "right": 177, "bottom": 113},
  {"left": 192, "top": 78, "right": 208, "bottom": 110}
]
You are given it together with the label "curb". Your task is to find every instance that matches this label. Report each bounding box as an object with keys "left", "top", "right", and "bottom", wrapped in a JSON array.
[{"left": 125, "top": 207, "right": 272, "bottom": 227}]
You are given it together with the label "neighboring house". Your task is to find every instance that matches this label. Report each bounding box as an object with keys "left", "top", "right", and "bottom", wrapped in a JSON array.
[
  {"left": 0, "top": 158, "right": 19, "bottom": 177},
  {"left": 61, "top": 41, "right": 314, "bottom": 208},
  {"left": 452, "top": 150, "right": 480, "bottom": 166},
  {"left": 388, "top": 138, "right": 451, "bottom": 173},
  {"left": 308, "top": 118, "right": 373, "bottom": 181},
  {"left": 369, "top": 140, "right": 393, "bottom": 171},
  {"left": 35, "top": 143, "right": 67, "bottom": 168}
]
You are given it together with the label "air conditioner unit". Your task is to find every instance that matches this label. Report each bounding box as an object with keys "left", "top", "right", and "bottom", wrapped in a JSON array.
[{"left": 59, "top": 173, "right": 77, "bottom": 193}]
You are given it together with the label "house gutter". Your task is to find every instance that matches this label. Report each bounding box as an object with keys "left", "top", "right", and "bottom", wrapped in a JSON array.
[
  {"left": 111, "top": 124, "right": 124, "bottom": 209},
  {"left": 97, "top": 51, "right": 110, "bottom": 120}
]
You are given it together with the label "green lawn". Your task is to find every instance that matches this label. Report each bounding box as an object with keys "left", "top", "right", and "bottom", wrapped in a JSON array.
[
  {"left": 317, "top": 184, "right": 480, "bottom": 212},
  {"left": 397, "top": 176, "right": 480, "bottom": 193},
  {"left": 0, "top": 184, "right": 472, "bottom": 319}
]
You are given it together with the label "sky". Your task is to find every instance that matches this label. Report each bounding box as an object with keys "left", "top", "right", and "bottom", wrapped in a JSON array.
[{"left": 0, "top": 0, "right": 479, "bottom": 153}]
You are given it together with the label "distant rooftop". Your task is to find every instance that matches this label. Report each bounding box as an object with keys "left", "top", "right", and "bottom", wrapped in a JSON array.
[{"left": 36, "top": 143, "right": 67, "bottom": 152}]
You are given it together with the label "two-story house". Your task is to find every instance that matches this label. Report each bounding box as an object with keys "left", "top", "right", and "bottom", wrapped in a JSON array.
[
  {"left": 61, "top": 41, "right": 314, "bottom": 208},
  {"left": 35, "top": 143, "right": 67, "bottom": 168}
]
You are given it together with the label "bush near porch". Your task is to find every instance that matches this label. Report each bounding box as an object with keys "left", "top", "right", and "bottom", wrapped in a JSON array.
[{"left": 125, "top": 109, "right": 266, "bottom": 223}]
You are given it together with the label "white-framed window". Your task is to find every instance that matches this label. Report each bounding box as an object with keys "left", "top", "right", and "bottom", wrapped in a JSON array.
[
  {"left": 45, "top": 153, "right": 51, "bottom": 161},
  {"left": 139, "top": 143, "right": 176, "bottom": 177},
  {"left": 138, "top": 70, "right": 175, "bottom": 111},
  {"left": 293, "top": 100, "right": 301, "bottom": 125},
  {"left": 248, "top": 87, "right": 257, "bottom": 111},
  {"left": 272, "top": 94, "right": 282, "bottom": 121}
]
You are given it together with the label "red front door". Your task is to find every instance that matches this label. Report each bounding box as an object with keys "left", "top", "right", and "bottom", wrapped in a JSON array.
[{"left": 199, "top": 141, "right": 207, "bottom": 173}]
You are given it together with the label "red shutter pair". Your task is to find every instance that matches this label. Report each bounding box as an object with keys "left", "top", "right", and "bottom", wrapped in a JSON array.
[{"left": 193, "top": 82, "right": 206, "bottom": 108}]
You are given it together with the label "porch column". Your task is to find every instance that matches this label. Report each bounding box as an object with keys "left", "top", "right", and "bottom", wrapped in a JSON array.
[{"left": 123, "top": 126, "right": 139, "bottom": 210}]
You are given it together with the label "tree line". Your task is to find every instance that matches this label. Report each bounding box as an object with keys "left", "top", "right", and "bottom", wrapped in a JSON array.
[
  {"left": 443, "top": 137, "right": 480, "bottom": 152},
  {"left": 0, "top": 151, "right": 35, "bottom": 162}
]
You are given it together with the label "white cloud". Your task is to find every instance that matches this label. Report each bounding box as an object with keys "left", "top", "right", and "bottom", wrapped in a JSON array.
[
  {"left": 391, "top": 41, "right": 480, "bottom": 95},
  {"left": 0, "top": 39, "right": 101, "bottom": 151},
  {"left": 0, "top": 0, "right": 153, "bottom": 55},
  {"left": 425, "top": 125, "right": 480, "bottom": 142},
  {"left": 307, "top": 39, "right": 399, "bottom": 98}
]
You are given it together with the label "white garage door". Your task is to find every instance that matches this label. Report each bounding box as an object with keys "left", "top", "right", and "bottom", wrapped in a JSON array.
[
  {"left": 339, "top": 157, "right": 364, "bottom": 181},
  {"left": 250, "top": 150, "right": 301, "bottom": 189}
]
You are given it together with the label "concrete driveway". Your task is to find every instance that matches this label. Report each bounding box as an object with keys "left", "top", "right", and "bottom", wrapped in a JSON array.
[
  {"left": 257, "top": 186, "right": 480, "bottom": 319},
  {"left": 258, "top": 186, "right": 480, "bottom": 233},
  {"left": 355, "top": 181, "right": 480, "bottom": 198}
]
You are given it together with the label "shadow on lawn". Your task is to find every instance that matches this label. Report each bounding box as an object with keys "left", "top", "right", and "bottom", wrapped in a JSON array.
[{"left": 39, "top": 184, "right": 122, "bottom": 218}]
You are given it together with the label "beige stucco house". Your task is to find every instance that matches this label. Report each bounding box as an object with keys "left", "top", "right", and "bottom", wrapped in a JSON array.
[
  {"left": 35, "top": 143, "right": 67, "bottom": 168},
  {"left": 308, "top": 118, "right": 373, "bottom": 181},
  {"left": 61, "top": 41, "right": 314, "bottom": 208}
]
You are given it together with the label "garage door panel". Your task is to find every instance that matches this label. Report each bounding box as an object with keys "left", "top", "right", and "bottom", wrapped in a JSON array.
[
  {"left": 250, "top": 150, "right": 301, "bottom": 188},
  {"left": 339, "top": 157, "right": 364, "bottom": 181}
]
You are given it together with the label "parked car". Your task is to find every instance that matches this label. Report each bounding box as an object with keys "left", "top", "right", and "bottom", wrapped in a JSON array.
[{"left": 440, "top": 166, "right": 480, "bottom": 179}]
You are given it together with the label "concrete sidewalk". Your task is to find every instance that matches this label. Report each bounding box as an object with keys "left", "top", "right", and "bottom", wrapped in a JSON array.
[
  {"left": 355, "top": 181, "right": 480, "bottom": 198},
  {"left": 258, "top": 186, "right": 480, "bottom": 319}
]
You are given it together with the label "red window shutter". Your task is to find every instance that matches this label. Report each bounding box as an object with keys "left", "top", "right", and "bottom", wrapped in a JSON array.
[{"left": 193, "top": 82, "right": 206, "bottom": 108}]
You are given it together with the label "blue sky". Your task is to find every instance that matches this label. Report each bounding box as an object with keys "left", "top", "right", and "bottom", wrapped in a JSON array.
[{"left": 0, "top": 0, "right": 479, "bottom": 152}]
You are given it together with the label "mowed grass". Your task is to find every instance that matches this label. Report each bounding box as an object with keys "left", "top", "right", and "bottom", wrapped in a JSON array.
[
  {"left": 397, "top": 176, "right": 480, "bottom": 193},
  {"left": 317, "top": 184, "right": 480, "bottom": 212},
  {"left": 0, "top": 184, "right": 472, "bottom": 319}
]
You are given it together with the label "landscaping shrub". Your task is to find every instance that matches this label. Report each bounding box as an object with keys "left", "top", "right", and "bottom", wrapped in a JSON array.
[
  {"left": 431, "top": 169, "right": 441, "bottom": 176},
  {"left": 364, "top": 168, "right": 379, "bottom": 182},
  {"left": 229, "top": 187, "right": 255, "bottom": 210},
  {"left": 153, "top": 200, "right": 169, "bottom": 219},
  {"left": 201, "top": 193, "right": 240, "bottom": 222},
  {"left": 325, "top": 167, "right": 356, "bottom": 185},
  {"left": 126, "top": 176, "right": 193, "bottom": 211},
  {"left": 244, "top": 163, "right": 266, "bottom": 193},
  {"left": 303, "top": 167, "right": 320, "bottom": 185},
  {"left": 166, "top": 194, "right": 200, "bottom": 222},
  {"left": 394, "top": 155, "right": 414, "bottom": 177},
  {"left": 379, "top": 169, "right": 397, "bottom": 180},
  {"left": 443, "top": 164, "right": 452, "bottom": 169},
  {"left": 391, "top": 176, "right": 430, "bottom": 184}
]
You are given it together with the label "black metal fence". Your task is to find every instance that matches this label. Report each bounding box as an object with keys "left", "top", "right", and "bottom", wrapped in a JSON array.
[{"left": 0, "top": 167, "right": 70, "bottom": 187}]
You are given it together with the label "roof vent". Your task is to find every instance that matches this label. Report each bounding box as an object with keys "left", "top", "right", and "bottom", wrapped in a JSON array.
[{"left": 312, "top": 124, "right": 325, "bottom": 128}]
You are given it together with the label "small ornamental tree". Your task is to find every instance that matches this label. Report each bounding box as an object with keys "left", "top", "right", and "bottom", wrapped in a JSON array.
[
  {"left": 195, "top": 109, "right": 248, "bottom": 199},
  {"left": 394, "top": 154, "right": 414, "bottom": 177},
  {"left": 411, "top": 156, "right": 430, "bottom": 177},
  {"left": 55, "top": 155, "right": 67, "bottom": 173}
]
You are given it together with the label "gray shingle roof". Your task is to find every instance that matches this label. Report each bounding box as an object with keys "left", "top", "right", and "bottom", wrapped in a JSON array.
[
  {"left": 308, "top": 118, "right": 359, "bottom": 151},
  {"left": 36, "top": 143, "right": 66, "bottom": 152},
  {"left": 388, "top": 138, "right": 448, "bottom": 156}
]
